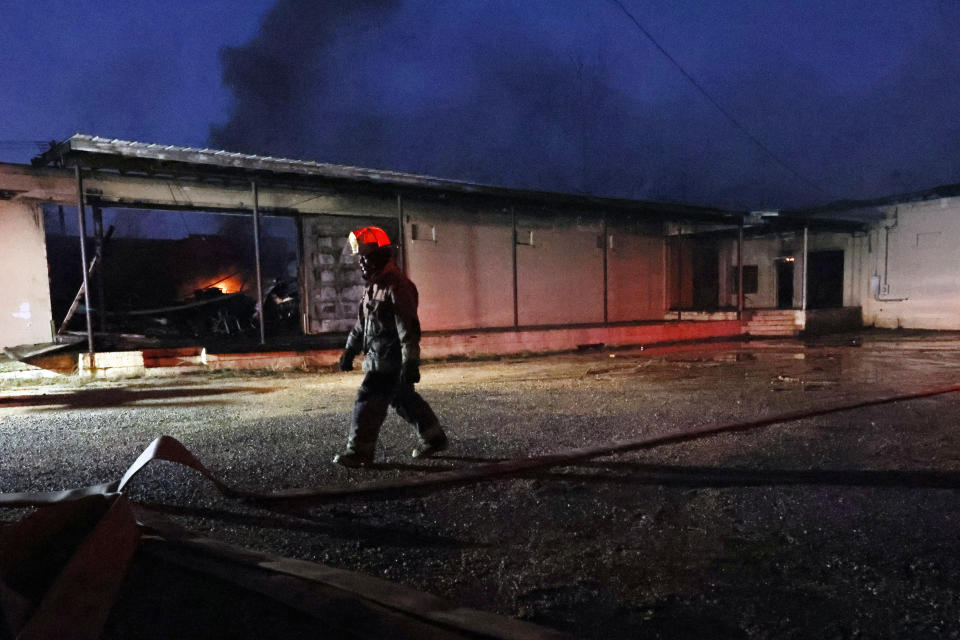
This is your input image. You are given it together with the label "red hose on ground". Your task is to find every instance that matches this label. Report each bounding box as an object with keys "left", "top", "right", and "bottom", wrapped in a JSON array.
[{"left": 4, "top": 383, "right": 959, "bottom": 508}]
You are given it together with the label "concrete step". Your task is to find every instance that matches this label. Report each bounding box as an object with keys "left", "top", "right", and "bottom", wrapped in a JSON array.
[
  {"left": 746, "top": 311, "right": 800, "bottom": 319},
  {"left": 746, "top": 322, "right": 799, "bottom": 328},
  {"left": 746, "top": 316, "right": 800, "bottom": 322},
  {"left": 746, "top": 329, "right": 799, "bottom": 335},
  {"left": 746, "top": 322, "right": 798, "bottom": 327}
]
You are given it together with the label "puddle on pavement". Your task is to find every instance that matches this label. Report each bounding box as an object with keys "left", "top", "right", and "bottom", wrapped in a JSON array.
[
  {"left": 585, "top": 335, "right": 960, "bottom": 389},
  {"left": 422, "top": 334, "right": 960, "bottom": 391}
]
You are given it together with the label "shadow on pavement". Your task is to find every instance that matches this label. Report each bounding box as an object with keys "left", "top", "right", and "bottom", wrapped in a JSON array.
[
  {"left": 528, "top": 460, "right": 960, "bottom": 490},
  {"left": 0, "top": 386, "right": 275, "bottom": 410},
  {"left": 438, "top": 454, "right": 510, "bottom": 464},
  {"left": 136, "top": 502, "right": 488, "bottom": 549}
]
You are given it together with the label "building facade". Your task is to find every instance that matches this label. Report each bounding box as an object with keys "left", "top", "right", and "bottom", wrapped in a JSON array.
[{"left": 3, "top": 135, "right": 957, "bottom": 358}]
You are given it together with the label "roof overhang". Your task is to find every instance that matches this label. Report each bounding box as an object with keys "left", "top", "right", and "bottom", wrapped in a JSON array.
[{"left": 33, "top": 134, "right": 745, "bottom": 225}]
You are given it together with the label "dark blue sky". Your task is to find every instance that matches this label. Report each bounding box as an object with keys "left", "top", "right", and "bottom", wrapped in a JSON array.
[{"left": 4, "top": 1, "right": 960, "bottom": 210}]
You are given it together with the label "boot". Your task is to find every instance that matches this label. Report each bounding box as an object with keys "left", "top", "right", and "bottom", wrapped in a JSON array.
[
  {"left": 412, "top": 432, "right": 448, "bottom": 459},
  {"left": 333, "top": 448, "right": 373, "bottom": 468}
]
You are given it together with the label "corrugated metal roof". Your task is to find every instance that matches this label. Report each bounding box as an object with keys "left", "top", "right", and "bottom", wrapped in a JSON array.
[
  {"left": 785, "top": 182, "right": 960, "bottom": 220},
  {"left": 44, "top": 134, "right": 486, "bottom": 190},
  {"left": 33, "top": 134, "right": 746, "bottom": 220}
]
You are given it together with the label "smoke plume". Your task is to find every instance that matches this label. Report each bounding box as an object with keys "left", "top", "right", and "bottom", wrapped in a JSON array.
[{"left": 211, "top": 1, "right": 960, "bottom": 210}]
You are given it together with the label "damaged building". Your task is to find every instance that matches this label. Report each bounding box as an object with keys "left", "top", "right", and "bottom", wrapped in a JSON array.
[{"left": 0, "top": 134, "right": 957, "bottom": 372}]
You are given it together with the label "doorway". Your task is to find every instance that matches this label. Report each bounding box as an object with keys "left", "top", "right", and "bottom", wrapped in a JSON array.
[
  {"left": 691, "top": 240, "right": 719, "bottom": 310},
  {"left": 776, "top": 258, "right": 794, "bottom": 309},
  {"left": 807, "top": 250, "right": 844, "bottom": 309},
  {"left": 667, "top": 236, "right": 719, "bottom": 310}
]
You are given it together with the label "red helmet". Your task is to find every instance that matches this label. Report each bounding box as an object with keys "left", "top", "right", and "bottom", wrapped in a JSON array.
[{"left": 348, "top": 226, "right": 391, "bottom": 255}]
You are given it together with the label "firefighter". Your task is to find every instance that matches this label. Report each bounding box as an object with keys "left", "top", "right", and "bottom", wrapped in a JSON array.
[{"left": 334, "top": 226, "right": 449, "bottom": 467}]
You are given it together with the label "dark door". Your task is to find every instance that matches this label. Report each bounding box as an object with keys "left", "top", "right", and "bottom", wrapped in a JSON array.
[
  {"left": 807, "top": 250, "right": 844, "bottom": 309},
  {"left": 776, "top": 259, "right": 794, "bottom": 309},
  {"left": 691, "top": 241, "right": 719, "bottom": 310}
]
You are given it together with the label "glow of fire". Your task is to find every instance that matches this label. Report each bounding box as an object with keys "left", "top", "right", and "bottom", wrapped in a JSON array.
[
  {"left": 180, "top": 274, "right": 246, "bottom": 298},
  {"left": 213, "top": 275, "right": 245, "bottom": 294}
]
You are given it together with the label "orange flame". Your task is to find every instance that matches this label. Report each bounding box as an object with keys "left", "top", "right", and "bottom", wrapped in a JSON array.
[
  {"left": 179, "top": 273, "right": 246, "bottom": 298},
  {"left": 212, "top": 275, "right": 245, "bottom": 294}
]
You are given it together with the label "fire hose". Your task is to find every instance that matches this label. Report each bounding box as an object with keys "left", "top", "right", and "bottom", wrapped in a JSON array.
[
  {"left": 3, "top": 381, "right": 960, "bottom": 508},
  {"left": 3, "top": 383, "right": 960, "bottom": 640}
]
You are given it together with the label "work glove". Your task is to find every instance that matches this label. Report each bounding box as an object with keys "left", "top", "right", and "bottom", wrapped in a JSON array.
[
  {"left": 400, "top": 359, "right": 421, "bottom": 384},
  {"left": 338, "top": 350, "right": 356, "bottom": 372}
]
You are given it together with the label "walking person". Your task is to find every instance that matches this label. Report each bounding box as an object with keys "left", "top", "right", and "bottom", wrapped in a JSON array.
[{"left": 334, "top": 226, "right": 449, "bottom": 467}]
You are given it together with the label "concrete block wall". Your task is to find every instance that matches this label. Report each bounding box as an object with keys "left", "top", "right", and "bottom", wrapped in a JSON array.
[{"left": 301, "top": 214, "right": 398, "bottom": 334}]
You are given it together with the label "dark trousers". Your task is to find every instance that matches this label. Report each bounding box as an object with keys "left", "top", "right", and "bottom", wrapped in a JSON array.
[{"left": 348, "top": 371, "right": 443, "bottom": 454}]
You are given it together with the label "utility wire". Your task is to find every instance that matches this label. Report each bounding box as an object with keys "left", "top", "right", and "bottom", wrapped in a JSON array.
[
  {"left": 0, "top": 140, "right": 50, "bottom": 149},
  {"left": 607, "top": 0, "right": 833, "bottom": 199}
]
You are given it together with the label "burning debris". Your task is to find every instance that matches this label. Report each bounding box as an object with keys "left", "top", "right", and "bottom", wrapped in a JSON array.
[{"left": 44, "top": 207, "right": 301, "bottom": 346}]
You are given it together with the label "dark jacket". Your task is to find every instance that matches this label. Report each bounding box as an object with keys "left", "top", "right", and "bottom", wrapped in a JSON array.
[{"left": 344, "top": 261, "right": 421, "bottom": 373}]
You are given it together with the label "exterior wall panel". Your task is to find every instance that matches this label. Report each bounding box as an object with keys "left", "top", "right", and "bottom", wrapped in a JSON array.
[
  {"left": 404, "top": 202, "right": 514, "bottom": 330},
  {"left": 607, "top": 225, "right": 666, "bottom": 321},
  {"left": 517, "top": 214, "right": 603, "bottom": 326},
  {"left": 0, "top": 201, "right": 54, "bottom": 348},
  {"left": 861, "top": 199, "right": 960, "bottom": 329},
  {"left": 666, "top": 236, "right": 695, "bottom": 310}
]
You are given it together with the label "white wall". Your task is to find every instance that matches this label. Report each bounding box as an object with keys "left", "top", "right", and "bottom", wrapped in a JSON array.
[
  {"left": 719, "top": 235, "right": 781, "bottom": 308},
  {"left": 0, "top": 200, "right": 54, "bottom": 348},
  {"left": 860, "top": 198, "right": 960, "bottom": 329}
]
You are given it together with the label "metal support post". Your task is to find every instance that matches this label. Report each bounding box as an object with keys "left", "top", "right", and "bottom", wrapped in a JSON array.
[
  {"left": 252, "top": 181, "right": 266, "bottom": 345},
  {"left": 75, "top": 166, "right": 94, "bottom": 353},
  {"left": 801, "top": 225, "right": 809, "bottom": 311},
  {"left": 677, "top": 228, "right": 684, "bottom": 319},
  {"left": 512, "top": 206, "right": 519, "bottom": 328},
  {"left": 602, "top": 218, "right": 608, "bottom": 324},
  {"left": 295, "top": 214, "right": 308, "bottom": 335},
  {"left": 737, "top": 218, "right": 744, "bottom": 320},
  {"left": 93, "top": 207, "right": 107, "bottom": 333},
  {"left": 396, "top": 193, "right": 406, "bottom": 273}
]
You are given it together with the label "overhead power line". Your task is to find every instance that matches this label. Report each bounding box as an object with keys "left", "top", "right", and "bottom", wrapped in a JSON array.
[
  {"left": 607, "top": 0, "right": 833, "bottom": 199},
  {"left": 0, "top": 140, "right": 50, "bottom": 145}
]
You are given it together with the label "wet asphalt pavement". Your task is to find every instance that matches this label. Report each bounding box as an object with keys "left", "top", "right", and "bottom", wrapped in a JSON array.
[{"left": 3, "top": 330, "right": 960, "bottom": 638}]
